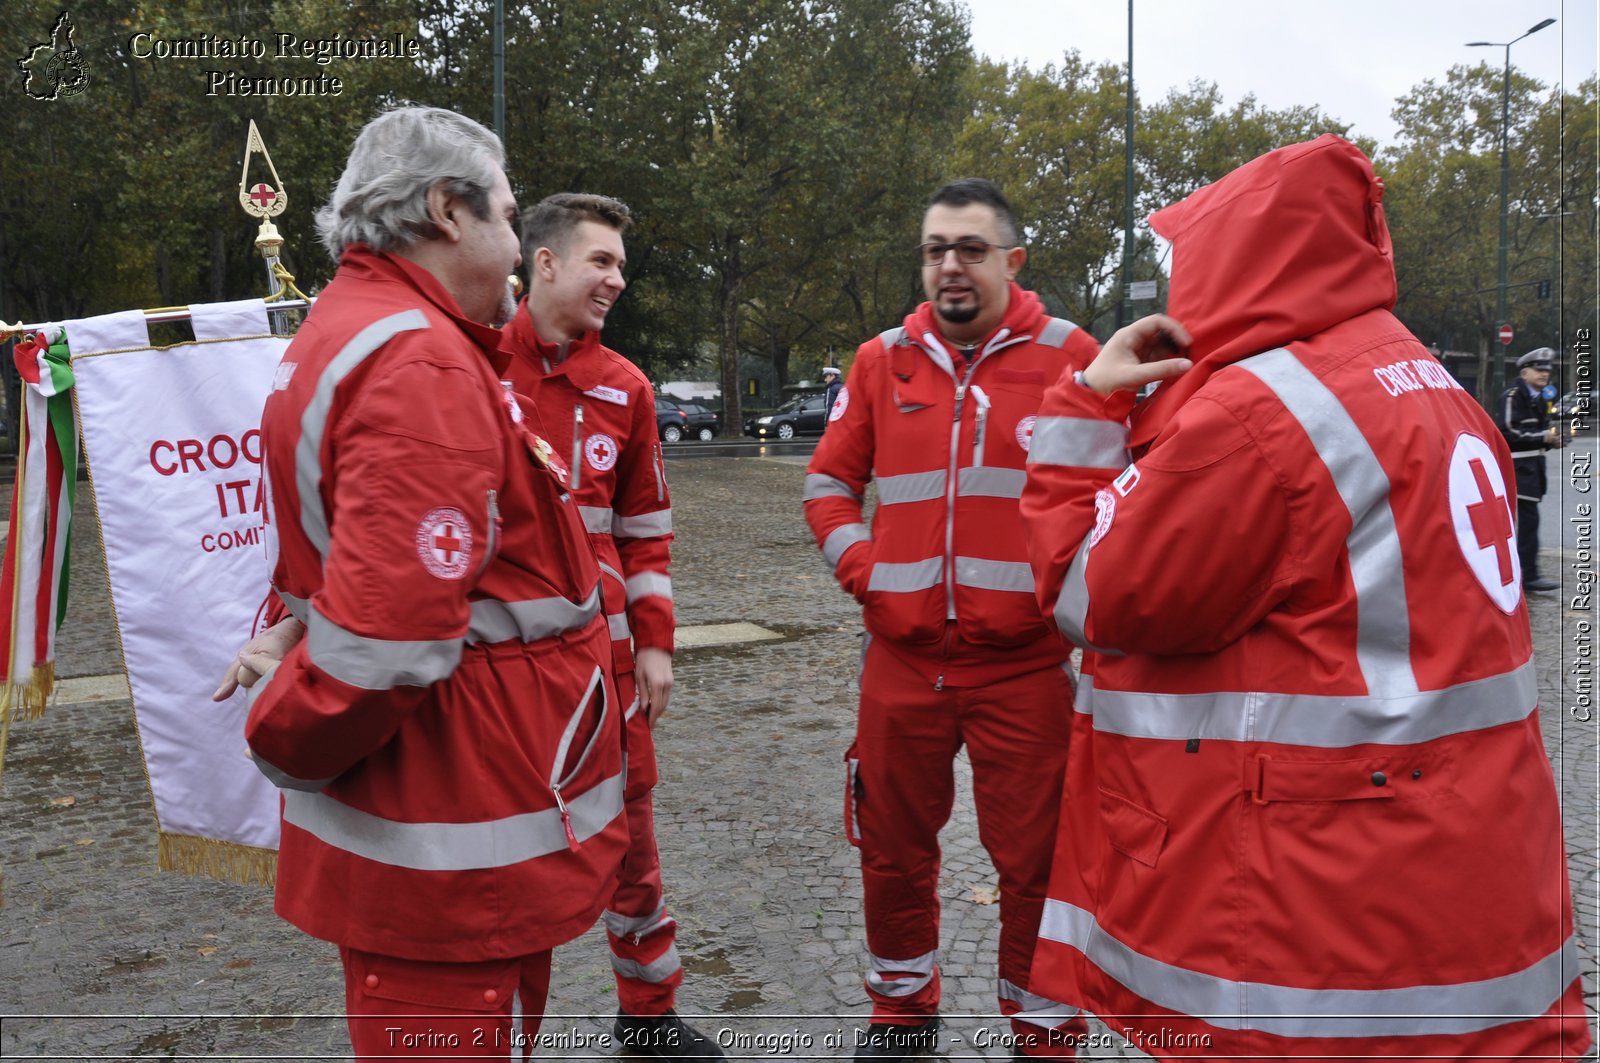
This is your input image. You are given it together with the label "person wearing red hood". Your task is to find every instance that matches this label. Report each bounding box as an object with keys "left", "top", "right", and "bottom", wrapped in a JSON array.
[
  {"left": 500, "top": 193, "right": 723, "bottom": 1060},
  {"left": 1021, "top": 135, "right": 1589, "bottom": 1061},
  {"left": 805, "top": 179, "right": 1100, "bottom": 1059}
]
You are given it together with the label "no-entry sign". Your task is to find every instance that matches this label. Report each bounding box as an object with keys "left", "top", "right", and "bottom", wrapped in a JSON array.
[{"left": 1498, "top": 323, "right": 1514, "bottom": 346}]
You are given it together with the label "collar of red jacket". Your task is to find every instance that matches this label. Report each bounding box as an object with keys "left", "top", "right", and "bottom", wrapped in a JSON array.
[
  {"left": 500, "top": 297, "right": 605, "bottom": 389},
  {"left": 336, "top": 244, "right": 510, "bottom": 373},
  {"left": 902, "top": 282, "right": 1047, "bottom": 357},
  {"left": 1129, "top": 134, "right": 1397, "bottom": 448}
]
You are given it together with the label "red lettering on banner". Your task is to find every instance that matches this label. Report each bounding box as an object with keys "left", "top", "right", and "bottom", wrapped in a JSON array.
[
  {"left": 201, "top": 526, "right": 263, "bottom": 553},
  {"left": 151, "top": 440, "right": 178, "bottom": 475},
  {"left": 149, "top": 430, "right": 263, "bottom": 475}
]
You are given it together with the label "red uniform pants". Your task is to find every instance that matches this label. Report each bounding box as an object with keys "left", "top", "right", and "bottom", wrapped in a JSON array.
[
  {"left": 342, "top": 946, "right": 552, "bottom": 1060},
  {"left": 848, "top": 637, "right": 1086, "bottom": 1057},
  {"left": 603, "top": 669, "right": 683, "bottom": 1017}
]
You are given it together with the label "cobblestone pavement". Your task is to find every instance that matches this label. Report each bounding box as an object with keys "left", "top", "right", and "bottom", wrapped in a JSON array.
[{"left": 0, "top": 453, "right": 1594, "bottom": 1060}]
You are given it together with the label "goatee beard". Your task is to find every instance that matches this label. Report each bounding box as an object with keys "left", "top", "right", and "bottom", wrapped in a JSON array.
[{"left": 937, "top": 301, "right": 979, "bottom": 325}]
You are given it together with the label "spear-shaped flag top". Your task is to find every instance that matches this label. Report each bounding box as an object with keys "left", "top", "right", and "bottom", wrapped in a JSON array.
[{"left": 238, "top": 119, "right": 287, "bottom": 219}]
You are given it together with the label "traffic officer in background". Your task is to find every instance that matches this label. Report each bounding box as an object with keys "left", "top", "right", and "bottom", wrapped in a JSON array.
[
  {"left": 1021, "top": 135, "right": 1586, "bottom": 1061},
  {"left": 500, "top": 193, "right": 722, "bottom": 1060},
  {"left": 1498, "top": 346, "right": 1565, "bottom": 592},
  {"left": 822, "top": 366, "right": 843, "bottom": 425},
  {"left": 805, "top": 178, "right": 1098, "bottom": 1059}
]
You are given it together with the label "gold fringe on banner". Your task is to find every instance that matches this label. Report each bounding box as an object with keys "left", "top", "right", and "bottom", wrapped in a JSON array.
[
  {"left": 0, "top": 661, "right": 57, "bottom": 723},
  {"left": 158, "top": 831, "right": 277, "bottom": 886}
]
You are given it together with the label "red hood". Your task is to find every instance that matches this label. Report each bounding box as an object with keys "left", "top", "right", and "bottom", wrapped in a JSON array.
[
  {"left": 903, "top": 282, "right": 1048, "bottom": 357},
  {"left": 1131, "top": 135, "right": 1397, "bottom": 447}
]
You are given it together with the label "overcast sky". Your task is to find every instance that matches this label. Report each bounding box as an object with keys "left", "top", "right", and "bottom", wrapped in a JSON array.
[{"left": 965, "top": 0, "right": 1596, "bottom": 151}]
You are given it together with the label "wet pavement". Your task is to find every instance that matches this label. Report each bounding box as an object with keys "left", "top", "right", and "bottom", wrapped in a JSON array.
[{"left": 0, "top": 452, "right": 1595, "bottom": 1060}]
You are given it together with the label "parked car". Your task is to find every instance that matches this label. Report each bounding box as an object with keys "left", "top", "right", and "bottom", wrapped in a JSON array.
[
  {"left": 744, "top": 393, "right": 829, "bottom": 440},
  {"left": 653, "top": 396, "right": 689, "bottom": 443},
  {"left": 657, "top": 397, "right": 720, "bottom": 440}
]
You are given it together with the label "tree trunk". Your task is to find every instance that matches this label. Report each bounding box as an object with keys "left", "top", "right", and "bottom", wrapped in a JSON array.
[{"left": 717, "top": 237, "right": 744, "bottom": 433}]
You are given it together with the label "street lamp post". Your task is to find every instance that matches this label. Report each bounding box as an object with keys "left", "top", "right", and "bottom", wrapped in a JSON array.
[
  {"left": 1536, "top": 209, "right": 1572, "bottom": 364},
  {"left": 1467, "top": 16, "right": 1555, "bottom": 407},
  {"left": 1116, "top": 0, "right": 1135, "bottom": 331}
]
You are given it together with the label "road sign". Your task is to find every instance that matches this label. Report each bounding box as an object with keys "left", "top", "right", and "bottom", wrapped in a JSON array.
[
  {"left": 1497, "top": 323, "right": 1514, "bottom": 346},
  {"left": 1126, "top": 280, "right": 1158, "bottom": 301}
]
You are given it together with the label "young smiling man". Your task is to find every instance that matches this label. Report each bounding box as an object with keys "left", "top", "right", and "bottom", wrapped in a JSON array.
[
  {"left": 804, "top": 179, "right": 1100, "bottom": 1059},
  {"left": 499, "top": 193, "right": 722, "bottom": 1060}
]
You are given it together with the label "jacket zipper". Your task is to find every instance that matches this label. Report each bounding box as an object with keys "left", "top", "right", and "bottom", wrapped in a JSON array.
[
  {"left": 476, "top": 489, "right": 500, "bottom": 579},
  {"left": 550, "top": 666, "right": 608, "bottom": 853},
  {"left": 570, "top": 404, "right": 585, "bottom": 491},
  {"left": 971, "top": 385, "right": 991, "bottom": 467}
]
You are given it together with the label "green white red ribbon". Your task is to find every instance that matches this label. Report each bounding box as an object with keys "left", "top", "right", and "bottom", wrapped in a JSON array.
[{"left": 0, "top": 326, "right": 78, "bottom": 721}]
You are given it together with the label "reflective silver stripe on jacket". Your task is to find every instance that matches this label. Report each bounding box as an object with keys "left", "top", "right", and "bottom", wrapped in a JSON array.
[
  {"left": 626, "top": 571, "right": 672, "bottom": 603},
  {"left": 277, "top": 590, "right": 309, "bottom": 623},
  {"left": 866, "top": 948, "right": 938, "bottom": 998},
  {"left": 1028, "top": 416, "right": 1129, "bottom": 470},
  {"left": 466, "top": 585, "right": 603, "bottom": 645},
  {"left": 1036, "top": 317, "right": 1075, "bottom": 348},
  {"left": 878, "top": 327, "right": 906, "bottom": 350},
  {"left": 997, "top": 978, "right": 1081, "bottom": 1028},
  {"left": 958, "top": 466, "right": 1025, "bottom": 499},
  {"left": 955, "top": 556, "right": 1034, "bottom": 593},
  {"left": 1040, "top": 899, "right": 1578, "bottom": 1038},
  {"left": 280, "top": 770, "right": 625, "bottom": 871},
  {"left": 1052, "top": 529, "right": 1122, "bottom": 656},
  {"left": 823, "top": 523, "right": 872, "bottom": 569},
  {"left": 804, "top": 472, "right": 862, "bottom": 503},
  {"left": 308, "top": 604, "right": 462, "bottom": 690},
  {"left": 1238, "top": 348, "right": 1418, "bottom": 698},
  {"left": 613, "top": 509, "right": 672, "bottom": 537},
  {"left": 1075, "top": 661, "right": 1536, "bottom": 748},
  {"left": 877, "top": 470, "right": 946, "bottom": 506},
  {"left": 868, "top": 557, "right": 943, "bottom": 593},
  {"left": 579, "top": 506, "right": 613, "bottom": 534},
  {"left": 295, "top": 309, "right": 431, "bottom": 556},
  {"left": 607, "top": 612, "right": 632, "bottom": 642}
]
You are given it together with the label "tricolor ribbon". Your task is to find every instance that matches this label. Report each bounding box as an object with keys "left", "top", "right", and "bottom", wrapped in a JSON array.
[{"left": 0, "top": 326, "right": 78, "bottom": 723}]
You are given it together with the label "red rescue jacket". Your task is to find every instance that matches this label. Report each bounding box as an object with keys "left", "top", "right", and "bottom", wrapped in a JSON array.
[
  {"left": 248, "top": 247, "right": 627, "bottom": 962},
  {"left": 500, "top": 302, "right": 674, "bottom": 687},
  {"left": 1021, "top": 136, "right": 1588, "bottom": 1061},
  {"left": 806, "top": 285, "right": 1098, "bottom": 684}
]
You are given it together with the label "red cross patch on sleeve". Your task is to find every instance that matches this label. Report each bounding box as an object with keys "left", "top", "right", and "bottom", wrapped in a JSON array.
[{"left": 416, "top": 507, "right": 473, "bottom": 580}]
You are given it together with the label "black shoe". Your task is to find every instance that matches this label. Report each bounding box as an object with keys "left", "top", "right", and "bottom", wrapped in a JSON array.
[
  {"left": 1526, "top": 576, "right": 1559, "bottom": 592},
  {"left": 613, "top": 1009, "right": 726, "bottom": 1059},
  {"left": 854, "top": 1017, "right": 941, "bottom": 1059}
]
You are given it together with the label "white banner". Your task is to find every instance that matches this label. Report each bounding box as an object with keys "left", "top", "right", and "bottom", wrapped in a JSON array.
[{"left": 71, "top": 300, "right": 284, "bottom": 859}]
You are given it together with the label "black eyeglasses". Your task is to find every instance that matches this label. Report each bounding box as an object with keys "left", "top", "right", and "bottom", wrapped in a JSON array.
[{"left": 918, "top": 240, "right": 1012, "bottom": 266}]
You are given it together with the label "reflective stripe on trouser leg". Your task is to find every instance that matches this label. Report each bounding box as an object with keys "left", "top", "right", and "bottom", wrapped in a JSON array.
[
  {"left": 999, "top": 977, "right": 1088, "bottom": 1059},
  {"left": 958, "top": 661, "right": 1080, "bottom": 1053},
  {"left": 856, "top": 637, "right": 960, "bottom": 1020},
  {"left": 606, "top": 752, "right": 680, "bottom": 1016}
]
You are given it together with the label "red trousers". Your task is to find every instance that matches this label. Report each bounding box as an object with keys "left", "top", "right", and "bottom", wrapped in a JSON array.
[
  {"left": 848, "top": 636, "right": 1086, "bottom": 1057},
  {"left": 603, "top": 669, "right": 683, "bottom": 1016},
  {"left": 343, "top": 947, "right": 552, "bottom": 1060}
]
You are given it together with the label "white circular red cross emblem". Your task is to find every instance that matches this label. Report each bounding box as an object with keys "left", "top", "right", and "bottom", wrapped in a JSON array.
[
  {"left": 1447, "top": 432, "right": 1520, "bottom": 613},
  {"left": 416, "top": 506, "right": 473, "bottom": 580},
  {"left": 585, "top": 433, "right": 619, "bottom": 472}
]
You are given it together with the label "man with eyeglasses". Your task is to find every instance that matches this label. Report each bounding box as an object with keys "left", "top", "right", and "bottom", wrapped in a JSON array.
[{"left": 804, "top": 179, "right": 1099, "bottom": 1060}]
